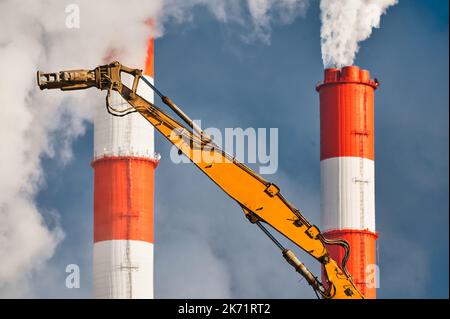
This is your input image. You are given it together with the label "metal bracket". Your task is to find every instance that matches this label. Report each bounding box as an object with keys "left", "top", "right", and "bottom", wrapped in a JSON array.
[
  {"left": 242, "top": 207, "right": 261, "bottom": 223},
  {"left": 264, "top": 183, "right": 280, "bottom": 197},
  {"left": 306, "top": 225, "right": 320, "bottom": 239}
]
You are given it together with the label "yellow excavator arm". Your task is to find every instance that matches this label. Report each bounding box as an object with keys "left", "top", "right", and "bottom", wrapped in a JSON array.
[{"left": 37, "top": 61, "right": 364, "bottom": 299}]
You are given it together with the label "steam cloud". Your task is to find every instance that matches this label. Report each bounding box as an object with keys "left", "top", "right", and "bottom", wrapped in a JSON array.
[
  {"left": 320, "top": 0, "right": 398, "bottom": 68},
  {"left": 0, "top": 0, "right": 162, "bottom": 295},
  {"left": 159, "top": 0, "right": 309, "bottom": 43}
]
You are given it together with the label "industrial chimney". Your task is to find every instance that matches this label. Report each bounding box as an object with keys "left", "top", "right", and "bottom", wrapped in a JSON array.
[
  {"left": 316, "top": 66, "right": 379, "bottom": 298},
  {"left": 92, "top": 38, "right": 158, "bottom": 298}
]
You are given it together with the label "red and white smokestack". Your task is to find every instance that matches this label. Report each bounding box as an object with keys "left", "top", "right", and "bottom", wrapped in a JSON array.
[
  {"left": 316, "top": 66, "right": 378, "bottom": 298},
  {"left": 92, "top": 39, "right": 158, "bottom": 298}
]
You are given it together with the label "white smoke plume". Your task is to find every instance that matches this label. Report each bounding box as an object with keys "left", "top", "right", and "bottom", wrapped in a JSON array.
[
  {"left": 320, "top": 0, "right": 397, "bottom": 68},
  {"left": 245, "top": 0, "right": 309, "bottom": 43},
  {"left": 159, "top": 0, "right": 309, "bottom": 43},
  {"left": 0, "top": 0, "right": 163, "bottom": 295}
]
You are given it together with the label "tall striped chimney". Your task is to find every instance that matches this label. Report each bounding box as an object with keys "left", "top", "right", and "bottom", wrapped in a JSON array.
[
  {"left": 317, "top": 66, "right": 378, "bottom": 298},
  {"left": 92, "top": 38, "right": 158, "bottom": 298}
]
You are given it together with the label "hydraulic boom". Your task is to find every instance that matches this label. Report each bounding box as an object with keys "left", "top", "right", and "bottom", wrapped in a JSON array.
[{"left": 37, "top": 61, "right": 364, "bottom": 299}]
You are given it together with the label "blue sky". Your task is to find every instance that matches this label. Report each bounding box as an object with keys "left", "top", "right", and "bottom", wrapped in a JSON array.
[{"left": 32, "top": 0, "right": 448, "bottom": 298}]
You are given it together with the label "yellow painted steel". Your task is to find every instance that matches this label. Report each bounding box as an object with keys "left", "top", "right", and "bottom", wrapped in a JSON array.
[{"left": 37, "top": 62, "right": 365, "bottom": 299}]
